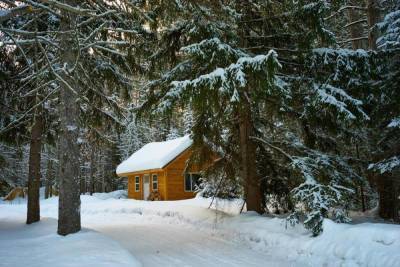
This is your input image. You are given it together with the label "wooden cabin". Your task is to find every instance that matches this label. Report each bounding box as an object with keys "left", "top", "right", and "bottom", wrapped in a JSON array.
[{"left": 116, "top": 136, "right": 202, "bottom": 200}]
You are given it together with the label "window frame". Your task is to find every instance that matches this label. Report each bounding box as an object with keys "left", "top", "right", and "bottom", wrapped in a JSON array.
[
  {"left": 184, "top": 173, "right": 201, "bottom": 192},
  {"left": 152, "top": 174, "right": 158, "bottom": 191},
  {"left": 134, "top": 176, "right": 140, "bottom": 192}
]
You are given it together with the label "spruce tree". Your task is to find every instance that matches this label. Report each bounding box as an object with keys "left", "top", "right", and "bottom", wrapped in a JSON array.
[
  {"left": 139, "top": 1, "right": 379, "bottom": 235},
  {"left": 368, "top": 2, "right": 400, "bottom": 221}
]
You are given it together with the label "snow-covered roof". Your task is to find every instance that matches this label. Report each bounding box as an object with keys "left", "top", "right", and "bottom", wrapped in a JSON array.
[{"left": 116, "top": 135, "right": 193, "bottom": 175}]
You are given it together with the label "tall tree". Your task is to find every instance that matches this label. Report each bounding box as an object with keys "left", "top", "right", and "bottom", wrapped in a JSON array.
[
  {"left": 1, "top": 0, "right": 149, "bottom": 233},
  {"left": 368, "top": 1, "right": 400, "bottom": 221},
  {"left": 57, "top": 0, "right": 81, "bottom": 235},
  {"left": 139, "top": 1, "right": 379, "bottom": 235},
  {"left": 26, "top": 104, "right": 43, "bottom": 223},
  {"left": 0, "top": 4, "right": 54, "bottom": 224}
]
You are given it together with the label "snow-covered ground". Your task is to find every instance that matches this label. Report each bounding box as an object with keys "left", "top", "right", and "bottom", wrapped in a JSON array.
[
  {"left": 1, "top": 192, "right": 399, "bottom": 267},
  {"left": 0, "top": 215, "right": 141, "bottom": 267}
]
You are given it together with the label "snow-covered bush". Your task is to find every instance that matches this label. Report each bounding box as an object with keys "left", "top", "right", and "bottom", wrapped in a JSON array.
[{"left": 199, "top": 175, "right": 242, "bottom": 200}]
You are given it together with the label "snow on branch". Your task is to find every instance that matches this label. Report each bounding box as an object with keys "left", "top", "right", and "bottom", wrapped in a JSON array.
[
  {"left": 368, "top": 156, "right": 400, "bottom": 174},
  {"left": 324, "top": 5, "right": 367, "bottom": 21},
  {"left": 311, "top": 48, "right": 372, "bottom": 75},
  {"left": 388, "top": 117, "right": 400, "bottom": 128},
  {"left": 377, "top": 10, "right": 400, "bottom": 50},
  {"left": 313, "top": 83, "right": 369, "bottom": 120},
  {"left": 38, "top": 0, "right": 96, "bottom": 15},
  {"left": 0, "top": 5, "right": 34, "bottom": 23},
  {"left": 181, "top": 38, "right": 247, "bottom": 61},
  {"left": 254, "top": 135, "right": 359, "bottom": 235},
  {"left": 156, "top": 50, "right": 281, "bottom": 113}
]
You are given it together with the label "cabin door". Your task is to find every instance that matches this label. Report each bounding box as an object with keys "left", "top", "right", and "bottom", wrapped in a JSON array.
[{"left": 143, "top": 174, "right": 150, "bottom": 200}]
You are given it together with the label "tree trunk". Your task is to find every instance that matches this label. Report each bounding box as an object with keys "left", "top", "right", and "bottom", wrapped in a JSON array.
[
  {"left": 365, "top": 0, "right": 399, "bottom": 220},
  {"left": 238, "top": 99, "right": 263, "bottom": 214},
  {"left": 378, "top": 174, "right": 400, "bottom": 222},
  {"left": 45, "top": 159, "right": 53, "bottom": 199},
  {"left": 57, "top": 1, "right": 81, "bottom": 236},
  {"left": 102, "top": 154, "right": 106, "bottom": 193},
  {"left": 45, "top": 180, "right": 49, "bottom": 199},
  {"left": 366, "top": 0, "right": 380, "bottom": 49},
  {"left": 89, "top": 146, "right": 95, "bottom": 195},
  {"left": 26, "top": 112, "right": 43, "bottom": 224},
  {"left": 301, "top": 120, "right": 316, "bottom": 149},
  {"left": 347, "top": 2, "right": 368, "bottom": 49},
  {"left": 360, "top": 185, "right": 366, "bottom": 212},
  {"left": 80, "top": 175, "right": 85, "bottom": 195},
  {"left": 234, "top": 0, "right": 263, "bottom": 214},
  {"left": 355, "top": 142, "right": 366, "bottom": 212}
]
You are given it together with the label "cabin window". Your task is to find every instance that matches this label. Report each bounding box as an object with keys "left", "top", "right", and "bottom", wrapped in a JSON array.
[
  {"left": 152, "top": 175, "right": 158, "bottom": 190},
  {"left": 135, "top": 176, "right": 140, "bottom": 192},
  {"left": 184, "top": 173, "right": 201, "bottom": 192}
]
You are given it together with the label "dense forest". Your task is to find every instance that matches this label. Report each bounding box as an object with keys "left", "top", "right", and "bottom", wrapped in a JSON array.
[{"left": 0, "top": 0, "right": 399, "bottom": 236}]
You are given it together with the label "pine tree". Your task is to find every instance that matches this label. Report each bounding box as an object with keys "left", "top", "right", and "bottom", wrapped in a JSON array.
[
  {"left": 138, "top": 1, "right": 381, "bottom": 235},
  {"left": 0, "top": 7, "right": 58, "bottom": 224},
  {"left": 367, "top": 2, "right": 400, "bottom": 221},
  {"left": 1, "top": 0, "right": 151, "bottom": 234}
]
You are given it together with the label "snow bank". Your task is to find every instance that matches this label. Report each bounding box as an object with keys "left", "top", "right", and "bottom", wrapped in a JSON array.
[
  {"left": 92, "top": 190, "right": 128, "bottom": 200},
  {"left": 0, "top": 216, "right": 141, "bottom": 267},
  {"left": 80, "top": 195, "right": 399, "bottom": 267},
  {"left": 220, "top": 212, "right": 400, "bottom": 267},
  {"left": 116, "top": 135, "right": 192, "bottom": 174}
]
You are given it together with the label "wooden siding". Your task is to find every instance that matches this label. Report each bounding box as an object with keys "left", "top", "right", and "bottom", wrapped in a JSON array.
[
  {"left": 164, "top": 149, "right": 197, "bottom": 200},
  {"left": 127, "top": 174, "right": 141, "bottom": 200},
  {"left": 127, "top": 171, "right": 167, "bottom": 200}
]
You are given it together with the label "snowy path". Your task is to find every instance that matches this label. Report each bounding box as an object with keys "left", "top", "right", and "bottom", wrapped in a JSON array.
[{"left": 92, "top": 223, "right": 293, "bottom": 267}]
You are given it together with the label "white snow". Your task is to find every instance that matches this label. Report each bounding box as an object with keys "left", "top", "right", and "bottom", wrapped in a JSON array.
[
  {"left": 377, "top": 10, "right": 400, "bottom": 49},
  {"left": 0, "top": 216, "right": 141, "bottom": 267},
  {"left": 181, "top": 38, "right": 248, "bottom": 59},
  {"left": 165, "top": 50, "right": 282, "bottom": 111},
  {"left": 92, "top": 190, "right": 128, "bottom": 200},
  {"left": 116, "top": 135, "right": 193, "bottom": 175},
  {"left": 313, "top": 83, "right": 368, "bottom": 120},
  {"left": 66, "top": 125, "right": 77, "bottom": 131},
  {"left": 1, "top": 192, "right": 400, "bottom": 266},
  {"left": 368, "top": 156, "right": 400, "bottom": 174},
  {"left": 0, "top": 10, "right": 11, "bottom": 19},
  {"left": 388, "top": 117, "right": 400, "bottom": 128}
]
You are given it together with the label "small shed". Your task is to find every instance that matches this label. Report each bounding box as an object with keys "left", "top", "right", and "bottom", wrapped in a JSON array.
[{"left": 116, "top": 136, "right": 202, "bottom": 200}]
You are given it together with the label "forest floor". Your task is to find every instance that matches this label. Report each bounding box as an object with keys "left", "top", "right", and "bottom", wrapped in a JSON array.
[{"left": 1, "top": 191, "right": 399, "bottom": 267}]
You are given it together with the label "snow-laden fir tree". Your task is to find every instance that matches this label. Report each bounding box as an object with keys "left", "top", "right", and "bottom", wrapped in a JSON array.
[
  {"left": 367, "top": 2, "right": 400, "bottom": 221},
  {"left": 138, "top": 0, "right": 374, "bottom": 235}
]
